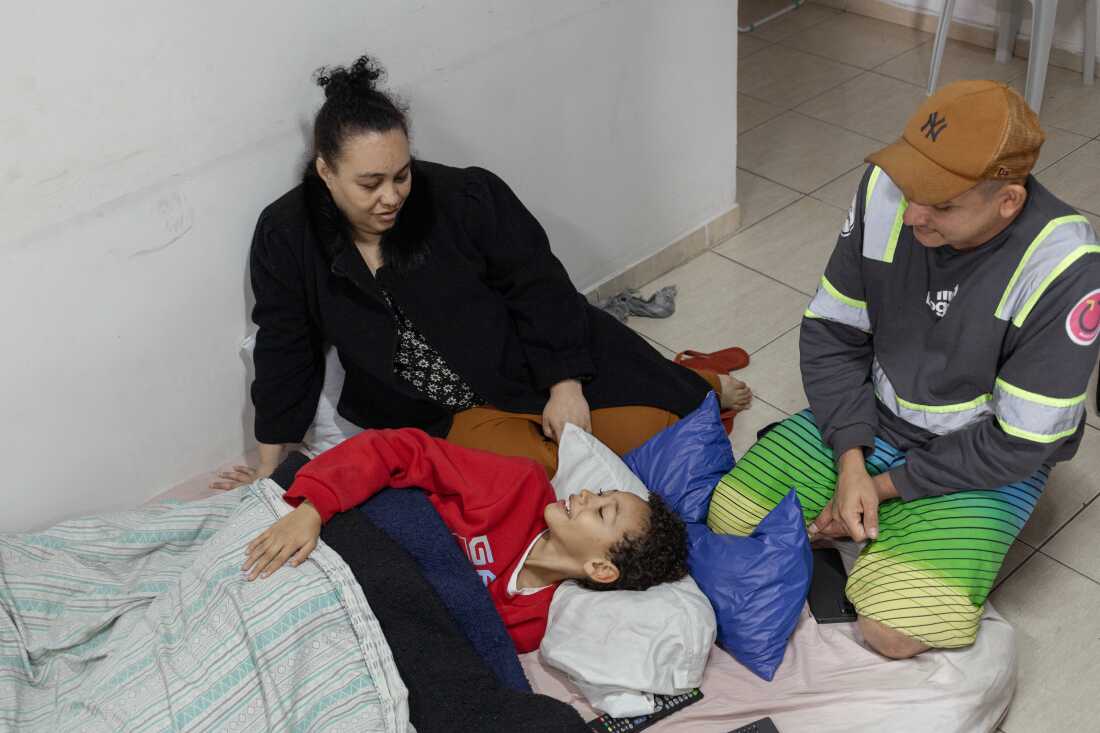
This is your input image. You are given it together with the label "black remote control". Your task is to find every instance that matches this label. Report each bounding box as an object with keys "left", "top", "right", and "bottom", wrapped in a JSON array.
[
  {"left": 728, "top": 716, "right": 780, "bottom": 733},
  {"left": 586, "top": 689, "right": 704, "bottom": 733}
]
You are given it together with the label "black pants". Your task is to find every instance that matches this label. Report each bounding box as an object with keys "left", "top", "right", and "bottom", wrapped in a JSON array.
[{"left": 278, "top": 453, "right": 586, "bottom": 732}]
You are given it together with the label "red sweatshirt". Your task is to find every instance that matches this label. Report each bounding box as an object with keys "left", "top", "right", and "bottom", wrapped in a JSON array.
[{"left": 284, "top": 428, "right": 557, "bottom": 653}]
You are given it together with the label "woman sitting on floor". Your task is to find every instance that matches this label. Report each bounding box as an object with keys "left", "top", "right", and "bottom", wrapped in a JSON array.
[{"left": 214, "top": 53, "right": 750, "bottom": 489}]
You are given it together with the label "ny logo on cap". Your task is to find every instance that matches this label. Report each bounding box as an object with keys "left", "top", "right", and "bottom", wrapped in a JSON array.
[{"left": 921, "top": 111, "right": 948, "bottom": 142}]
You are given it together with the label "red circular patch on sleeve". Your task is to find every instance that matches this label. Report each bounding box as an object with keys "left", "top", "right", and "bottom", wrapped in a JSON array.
[{"left": 1066, "top": 289, "right": 1100, "bottom": 346}]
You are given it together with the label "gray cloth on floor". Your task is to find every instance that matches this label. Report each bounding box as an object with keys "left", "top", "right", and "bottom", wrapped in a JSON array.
[{"left": 597, "top": 285, "right": 678, "bottom": 322}]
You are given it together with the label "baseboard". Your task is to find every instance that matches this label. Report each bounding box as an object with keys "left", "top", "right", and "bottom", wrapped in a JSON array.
[
  {"left": 816, "top": 0, "right": 1100, "bottom": 77},
  {"left": 584, "top": 203, "right": 741, "bottom": 303}
]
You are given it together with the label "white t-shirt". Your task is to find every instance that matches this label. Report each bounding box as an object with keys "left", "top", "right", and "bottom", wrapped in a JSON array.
[{"left": 507, "top": 530, "right": 551, "bottom": 597}]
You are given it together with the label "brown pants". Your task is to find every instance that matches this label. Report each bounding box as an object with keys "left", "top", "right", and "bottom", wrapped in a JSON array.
[{"left": 445, "top": 370, "right": 722, "bottom": 477}]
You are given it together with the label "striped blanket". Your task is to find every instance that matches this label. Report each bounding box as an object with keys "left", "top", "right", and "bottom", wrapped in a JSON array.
[{"left": 0, "top": 481, "right": 410, "bottom": 732}]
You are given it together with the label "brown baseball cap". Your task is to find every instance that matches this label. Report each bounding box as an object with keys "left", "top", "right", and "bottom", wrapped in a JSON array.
[{"left": 866, "top": 80, "right": 1045, "bottom": 205}]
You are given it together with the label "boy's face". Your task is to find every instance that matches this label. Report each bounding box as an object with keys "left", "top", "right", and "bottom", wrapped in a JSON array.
[{"left": 544, "top": 490, "right": 650, "bottom": 582}]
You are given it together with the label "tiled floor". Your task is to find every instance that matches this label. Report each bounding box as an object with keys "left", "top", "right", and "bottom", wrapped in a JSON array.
[{"left": 635, "top": 7, "right": 1100, "bottom": 732}]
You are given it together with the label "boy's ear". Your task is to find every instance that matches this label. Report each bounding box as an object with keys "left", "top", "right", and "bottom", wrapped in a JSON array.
[{"left": 583, "top": 558, "right": 620, "bottom": 586}]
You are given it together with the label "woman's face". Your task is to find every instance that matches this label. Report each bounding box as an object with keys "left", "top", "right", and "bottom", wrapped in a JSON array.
[{"left": 316, "top": 128, "right": 412, "bottom": 239}]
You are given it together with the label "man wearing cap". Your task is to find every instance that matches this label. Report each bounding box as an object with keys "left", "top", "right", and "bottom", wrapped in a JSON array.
[{"left": 706, "top": 80, "right": 1100, "bottom": 658}]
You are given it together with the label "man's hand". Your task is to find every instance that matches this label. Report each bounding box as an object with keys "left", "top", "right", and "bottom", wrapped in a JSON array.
[
  {"left": 808, "top": 499, "right": 849, "bottom": 540},
  {"left": 242, "top": 502, "right": 322, "bottom": 580},
  {"left": 811, "top": 448, "right": 885, "bottom": 543},
  {"left": 542, "top": 379, "right": 591, "bottom": 442}
]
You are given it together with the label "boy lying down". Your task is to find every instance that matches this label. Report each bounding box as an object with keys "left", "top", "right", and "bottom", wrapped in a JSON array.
[{"left": 244, "top": 428, "right": 689, "bottom": 652}]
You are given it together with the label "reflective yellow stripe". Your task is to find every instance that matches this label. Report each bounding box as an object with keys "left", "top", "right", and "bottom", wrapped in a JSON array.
[
  {"left": 865, "top": 166, "right": 882, "bottom": 210},
  {"left": 872, "top": 359, "right": 993, "bottom": 434},
  {"left": 882, "top": 199, "right": 908, "bottom": 264},
  {"left": 862, "top": 168, "right": 907, "bottom": 264},
  {"left": 804, "top": 309, "right": 821, "bottom": 319},
  {"left": 895, "top": 393, "right": 992, "bottom": 414},
  {"left": 994, "top": 378, "right": 1086, "bottom": 408},
  {"left": 821, "top": 276, "right": 866, "bottom": 310},
  {"left": 1012, "top": 244, "right": 1100, "bottom": 327},
  {"left": 997, "top": 419, "right": 1079, "bottom": 444},
  {"left": 996, "top": 215, "right": 1089, "bottom": 317}
]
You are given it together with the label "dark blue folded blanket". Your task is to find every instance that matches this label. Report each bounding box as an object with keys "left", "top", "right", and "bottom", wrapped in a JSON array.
[
  {"left": 359, "top": 489, "right": 531, "bottom": 692},
  {"left": 271, "top": 451, "right": 530, "bottom": 692}
]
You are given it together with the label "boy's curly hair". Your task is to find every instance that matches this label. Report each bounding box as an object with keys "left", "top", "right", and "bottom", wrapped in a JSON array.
[{"left": 577, "top": 493, "right": 689, "bottom": 592}]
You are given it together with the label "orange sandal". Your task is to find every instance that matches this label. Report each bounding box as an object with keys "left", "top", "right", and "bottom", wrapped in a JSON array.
[
  {"left": 673, "top": 347, "right": 750, "bottom": 372},
  {"left": 674, "top": 347, "right": 751, "bottom": 434}
]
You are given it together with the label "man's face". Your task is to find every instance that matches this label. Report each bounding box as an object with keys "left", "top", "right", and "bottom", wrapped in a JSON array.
[
  {"left": 903, "top": 181, "right": 1025, "bottom": 249},
  {"left": 543, "top": 490, "right": 649, "bottom": 566}
]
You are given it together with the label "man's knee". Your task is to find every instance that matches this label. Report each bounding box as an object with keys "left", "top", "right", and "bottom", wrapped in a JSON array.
[{"left": 858, "top": 615, "right": 930, "bottom": 659}]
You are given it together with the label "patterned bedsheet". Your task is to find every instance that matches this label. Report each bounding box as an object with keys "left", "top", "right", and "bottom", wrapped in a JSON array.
[{"left": 0, "top": 480, "right": 410, "bottom": 732}]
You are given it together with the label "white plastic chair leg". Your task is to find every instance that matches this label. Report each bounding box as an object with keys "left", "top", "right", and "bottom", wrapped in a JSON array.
[
  {"left": 1085, "top": 0, "right": 1097, "bottom": 85},
  {"left": 1024, "top": 0, "right": 1059, "bottom": 113},
  {"left": 928, "top": 0, "right": 957, "bottom": 94},
  {"left": 996, "top": 0, "right": 1026, "bottom": 63}
]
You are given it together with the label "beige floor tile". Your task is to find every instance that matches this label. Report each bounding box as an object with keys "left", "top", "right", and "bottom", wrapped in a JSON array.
[
  {"left": 739, "top": 112, "right": 881, "bottom": 193},
  {"left": 738, "top": 45, "right": 863, "bottom": 108},
  {"left": 1086, "top": 359, "right": 1099, "bottom": 430},
  {"left": 739, "top": 94, "right": 785, "bottom": 136},
  {"left": 991, "top": 553, "right": 1100, "bottom": 733},
  {"left": 782, "top": 14, "right": 931, "bottom": 71},
  {"left": 810, "top": 165, "right": 867, "bottom": 210},
  {"left": 729, "top": 326, "right": 808, "bottom": 414},
  {"left": 748, "top": 3, "right": 842, "bottom": 43},
  {"left": 735, "top": 169, "right": 803, "bottom": 230},
  {"left": 628, "top": 252, "right": 807, "bottom": 356},
  {"left": 1033, "top": 126, "right": 1093, "bottom": 174},
  {"left": 1043, "top": 499, "right": 1100, "bottom": 583},
  {"left": 729, "top": 398, "right": 790, "bottom": 460},
  {"left": 994, "top": 540, "right": 1036, "bottom": 588},
  {"left": 796, "top": 71, "right": 926, "bottom": 143},
  {"left": 715, "top": 196, "right": 840, "bottom": 295},
  {"left": 1085, "top": 212, "right": 1100, "bottom": 233},
  {"left": 1018, "top": 424, "right": 1100, "bottom": 546},
  {"left": 739, "top": 33, "right": 773, "bottom": 60},
  {"left": 1032, "top": 66, "right": 1100, "bottom": 138},
  {"left": 1036, "top": 140, "right": 1100, "bottom": 217},
  {"left": 876, "top": 39, "right": 1028, "bottom": 88}
]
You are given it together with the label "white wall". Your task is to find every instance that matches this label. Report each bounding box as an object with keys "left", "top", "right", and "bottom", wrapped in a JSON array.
[
  {"left": 886, "top": 0, "right": 1099, "bottom": 65},
  {"left": 0, "top": 1, "right": 738, "bottom": 531}
]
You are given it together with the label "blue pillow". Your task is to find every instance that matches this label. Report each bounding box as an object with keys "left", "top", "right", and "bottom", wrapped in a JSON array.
[
  {"left": 624, "top": 392, "right": 733, "bottom": 523},
  {"left": 624, "top": 392, "right": 812, "bottom": 681}
]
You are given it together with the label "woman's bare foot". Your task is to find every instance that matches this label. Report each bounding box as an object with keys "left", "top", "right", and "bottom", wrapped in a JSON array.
[{"left": 718, "top": 373, "right": 753, "bottom": 411}]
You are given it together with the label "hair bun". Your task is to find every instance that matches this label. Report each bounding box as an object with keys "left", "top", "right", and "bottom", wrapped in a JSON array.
[{"left": 314, "top": 55, "right": 386, "bottom": 100}]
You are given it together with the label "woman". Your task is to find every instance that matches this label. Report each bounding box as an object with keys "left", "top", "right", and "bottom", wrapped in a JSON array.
[{"left": 214, "top": 55, "right": 749, "bottom": 489}]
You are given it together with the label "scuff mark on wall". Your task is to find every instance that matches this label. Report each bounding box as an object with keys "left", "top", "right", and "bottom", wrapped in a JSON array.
[{"left": 129, "top": 190, "right": 194, "bottom": 258}]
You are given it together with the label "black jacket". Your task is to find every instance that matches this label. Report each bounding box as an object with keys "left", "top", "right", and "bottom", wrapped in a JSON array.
[{"left": 250, "top": 160, "right": 710, "bottom": 443}]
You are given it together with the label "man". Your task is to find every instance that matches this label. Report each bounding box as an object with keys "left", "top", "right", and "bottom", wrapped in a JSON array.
[
  {"left": 242, "top": 426, "right": 689, "bottom": 653},
  {"left": 707, "top": 80, "right": 1100, "bottom": 658}
]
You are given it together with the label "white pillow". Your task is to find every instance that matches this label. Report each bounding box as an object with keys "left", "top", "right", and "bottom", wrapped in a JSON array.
[
  {"left": 240, "top": 336, "right": 362, "bottom": 458},
  {"left": 551, "top": 423, "right": 649, "bottom": 501},
  {"left": 303, "top": 347, "right": 363, "bottom": 457},
  {"left": 542, "top": 425, "right": 716, "bottom": 716}
]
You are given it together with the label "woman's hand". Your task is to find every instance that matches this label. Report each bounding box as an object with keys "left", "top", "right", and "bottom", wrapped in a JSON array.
[
  {"left": 210, "top": 443, "right": 285, "bottom": 491},
  {"left": 542, "top": 379, "right": 591, "bottom": 442},
  {"left": 242, "top": 502, "right": 322, "bottom": 580},
  {"left": 210, "top": 465, "right": 268, "bottom": 491}
]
